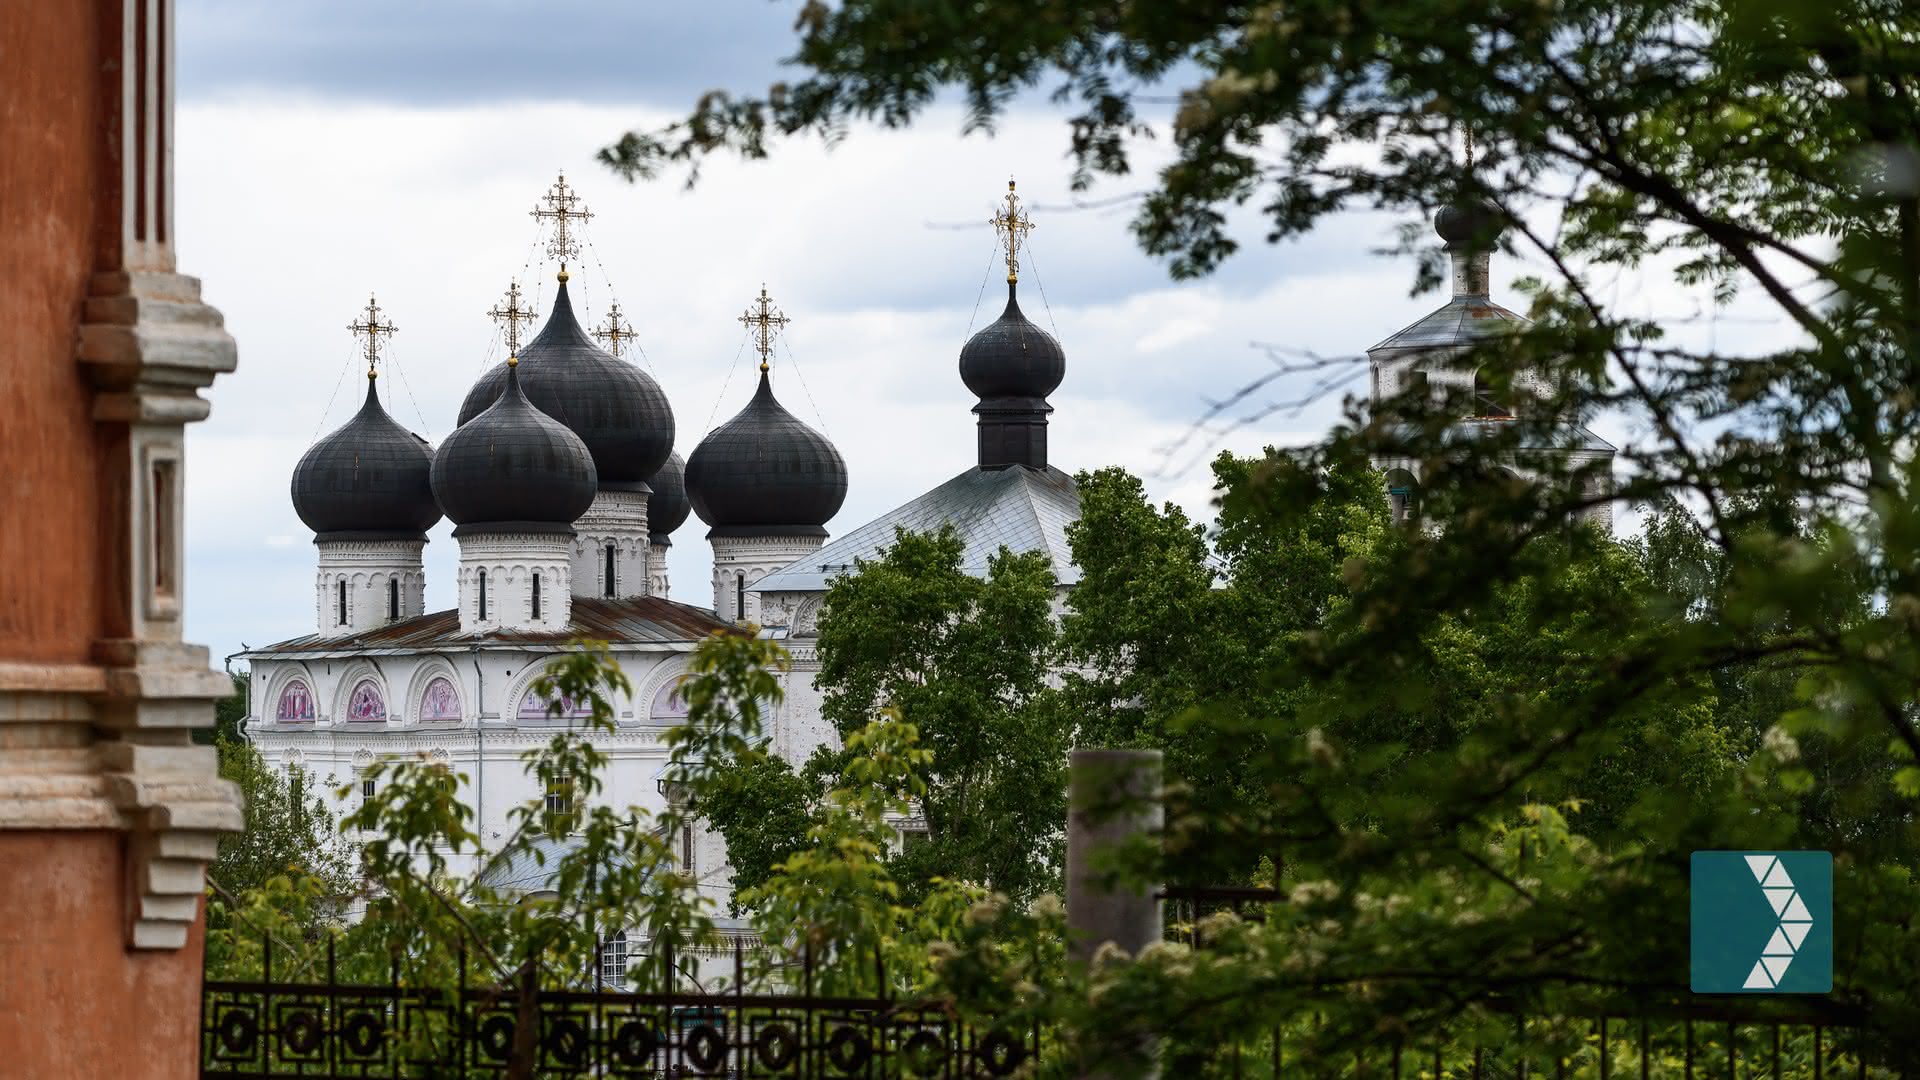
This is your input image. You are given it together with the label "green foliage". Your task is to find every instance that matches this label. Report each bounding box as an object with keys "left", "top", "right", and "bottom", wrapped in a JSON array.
[
  {"left": 706, "top": 525, "right": 1071, "bottom": 904},
  {"left": 199, "top": 670, "right": 248, "bottom": 746},
  {"left": 207, "top": 735, "right": 355, "bottom": 931}
]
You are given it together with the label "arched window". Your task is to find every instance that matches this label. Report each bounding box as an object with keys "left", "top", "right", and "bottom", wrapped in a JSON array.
[
  {"left": 518, "top": 689, "right": 594, "bottom": 725},
  {"left": 388, "top": 578, "right": 400, "bottom": 621},
  {"left": 599, "top": 930, "right": 628, "bottom": 989},
  {"left": 419, "top": 677, "right": 460, "bottom": 722},
  {"left": 336, "top": 580, "right": 348, "bottom": 625},
  {"left": 532, "top": 572, "right": 542, "bottom": 621},
  {"left": 604, "top": 544, "right": 616, "bottom": 598},
  {"left": 478, "top": 569, "right": 488, "bottom": 621},
  {"left": 648, "top": 676, "right": 691, "bottom": 725},
  {"left": 346, "top": 679, "right": 387, "bottom": 723},
  {"left": 275, "top": 679, "right": 315, "bottom": 723},
  {"left": 1385, "top": 468, "right": 1420, "bottom": 526}
]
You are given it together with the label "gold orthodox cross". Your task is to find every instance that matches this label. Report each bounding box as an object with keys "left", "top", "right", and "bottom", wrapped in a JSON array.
[
  {"left": 531, "top": 171, "right": 593, "bottom": 274},
  {"left": 488, "top": 280, "right": 537, "bottom": 356},
  {"left": 346, "top": 294, "right": 397, "bottom": 378},
  {"left": 989, "top": 177, "right": 1035, "bottom": 284},
  {"left": 738, "top": 285, "right": 790, "bottom": 373},
  {"left": 593, "top": 302, "right": 637, "bottom": 358}
]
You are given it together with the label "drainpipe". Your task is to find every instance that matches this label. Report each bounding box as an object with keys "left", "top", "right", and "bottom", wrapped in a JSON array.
[{"left": 471, "top": 645, "right": 486, "bottom": 862}]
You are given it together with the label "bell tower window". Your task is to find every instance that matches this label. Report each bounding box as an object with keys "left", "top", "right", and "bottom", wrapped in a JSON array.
[
  {"left": 532, "top": 571, "right": 542, "bottom": 621},
  {"left": 605, "top": 544, "right": 616, "bottom": 598},
  {"left": 735, "top": 572, "right": 745, "bottom": 623},
  {"left": 336, "top": 580, "right": 348, "bottom": 626},
  {"left": 387, "top": 578, "right": 400, "bottom": 621},
  {"left": 478, "top": 569, "right": 488, "bottom": 622}
]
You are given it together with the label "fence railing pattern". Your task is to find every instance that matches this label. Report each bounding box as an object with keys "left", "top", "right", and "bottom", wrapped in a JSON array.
[{"left": 201, "top": 938, "right": 1037, "bottom": 1079}]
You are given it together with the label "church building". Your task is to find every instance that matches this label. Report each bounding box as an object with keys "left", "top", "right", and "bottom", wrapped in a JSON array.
[{"left": 240, "top": 176, "right": 1611, "bottom": 916}]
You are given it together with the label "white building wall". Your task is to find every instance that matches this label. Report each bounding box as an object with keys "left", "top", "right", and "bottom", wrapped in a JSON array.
[
  {"left": 647, "top": 542, "right": 671, "bottom": 599},
  {"left": 570, "top": 489, "right": 651, "bottom": 600},
  {"left": 313, "top": 539, "right": 427, "bottom": 636},
  {"left": 708, "top": 535, "right": 823, "bottom": 625},
  {"left": 456, "top": 531, "right": 574, "bottom": 633}
]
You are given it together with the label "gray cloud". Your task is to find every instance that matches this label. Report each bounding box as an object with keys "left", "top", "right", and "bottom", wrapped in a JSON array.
[{"left": 179, "top": 0, "right": 804, "bottom": 106}]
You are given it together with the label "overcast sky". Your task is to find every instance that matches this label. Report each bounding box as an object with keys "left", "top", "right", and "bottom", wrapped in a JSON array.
[{"left": 175, "top": 1, "right": 1776, "bottom": 665}]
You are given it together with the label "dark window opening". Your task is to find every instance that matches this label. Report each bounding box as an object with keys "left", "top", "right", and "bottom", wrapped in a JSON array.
[
  {"left": 1473, "top": 372, "right": 1512, "bottom": 418},
  {"left": 605, "top": 544, "right": 616, "bottom": 598},
  {"left": 388, "top": 578, "right": 400, "bottom": 621},
  {"left": 735, "top": 572, "right": 745, "bottom": 623},
  {"left": 532, "top": 571, "right": 542, "bottom": 621},
  {"left": 478, "top": 570, "right": 488, "bottom": 621},
  {"left": 1405, "top": 369, "right": 1428, "bottom": 398},
  {"left": 337, "top": 580, "right": 348, "bottom": 626}
]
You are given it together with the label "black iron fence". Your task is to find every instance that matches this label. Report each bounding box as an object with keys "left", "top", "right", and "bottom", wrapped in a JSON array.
[{"left": 200, "top": 936, "right": 1037, "bottom": 1079}]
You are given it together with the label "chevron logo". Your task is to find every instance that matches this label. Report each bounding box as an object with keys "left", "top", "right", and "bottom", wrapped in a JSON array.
[{"left": 1690, "top": 851, "right": 1831, "bottom": 994}]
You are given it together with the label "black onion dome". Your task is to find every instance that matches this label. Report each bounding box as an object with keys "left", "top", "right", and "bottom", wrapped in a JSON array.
[
  {"left": 958, "top": 283, "right": 1066, "bottom": 401},
  {"left": 684, "top": 371, "right": 847, "bottom": 537},
  {"left": 431, "top": 363, "right": 597, "bottom": 532},
  {"left": 646, "top": 450, "right": 691, "bottom": 546},
  {"left": 1435, "top": 198, "right": 1504, "bottom": 249},
  {"left": 457, "top": 281, "right": 674, "bottom": 487},
  {"left": 291, "top": 376, "right": 441, "bottom": 539}
]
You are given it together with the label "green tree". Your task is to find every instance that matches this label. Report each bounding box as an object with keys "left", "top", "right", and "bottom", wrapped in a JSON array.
[
  {"left": 612, "top": 0, "right": 1920, "bottom": 1057},
  {"left": 207, "top": 736, "right": 356, "bottom": 930},
  {"left": 703, "top": 526, "right": 1070, "bottom": 903}
]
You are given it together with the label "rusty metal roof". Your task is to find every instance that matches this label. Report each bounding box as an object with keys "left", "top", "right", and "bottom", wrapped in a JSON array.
[{"left": 239, "top": 596, "right": 734, "bottom": 658}]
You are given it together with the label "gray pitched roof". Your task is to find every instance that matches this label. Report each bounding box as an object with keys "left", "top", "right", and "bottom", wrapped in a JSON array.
[
  {"left": 751, "top": 464, "right": 1081, "bottom": 594},
  {"left": 473, "top": 835, "right": 636, "bottom": 895},
  {"left": 1368, "top": 296, "right": 1526, "bottom": 353}
]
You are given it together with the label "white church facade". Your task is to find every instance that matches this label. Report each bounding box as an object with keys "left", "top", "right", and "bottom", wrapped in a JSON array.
[{"left": 240, "top": 177, "right": 1612, "bottom": 921}]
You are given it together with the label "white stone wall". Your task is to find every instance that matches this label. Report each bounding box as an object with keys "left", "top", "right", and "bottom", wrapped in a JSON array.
[
  {"left": 647, "top": 542, "right": 671, "bottom": 599},
  {"left": 570, "top": 489, "right": 651, "bottom": 600},
  {"left": 456, "top": 531, "right": 574, "bottom": 633},
  {"left": 247, "top": 644, "right": 697, "bottom": 882},
  {"left": 313, "top": 539, "right": 427, "bottom": 637},
  {"left": 708, "top": 535, "right": 823, "bottom": 625}
]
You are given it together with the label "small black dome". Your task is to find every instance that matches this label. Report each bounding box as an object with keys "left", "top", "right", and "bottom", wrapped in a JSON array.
[
  {"left": 431, "top": 363, "right": 597, "bottom": 532},
  {"left": 959, "top": 283, "right": 1066, "bottom": 401},
  {"left": 458, "top": 280, "right": 674, "bottom": 487},
  {"left": 1435, "top": 199, "right": 1504, "bottom": 249},
  {"left": 646, "top": 450, "right": 691, "bottom": 546},
  {"left": 291, "top": 376, "right": 441, "bottom": 539},
  {"left": 685, "top": 371, "right": 847, "bottom": 537}
]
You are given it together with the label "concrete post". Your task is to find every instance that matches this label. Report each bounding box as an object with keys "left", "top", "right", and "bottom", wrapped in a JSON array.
[
  {"left": 1066, "top": 748, "right": 1164, "bottom": 965},
  {"left": 1066, "top": 749, "right": 1163, "bottom": 1080}
]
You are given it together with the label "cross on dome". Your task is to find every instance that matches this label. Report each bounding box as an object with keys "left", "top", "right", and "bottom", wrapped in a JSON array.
[
  {"left": 488, "top": 280, "right": 537, "bottom": 357},
  {"left": 738, "top": 285, "right": 790, "bottom": 373},
  {"left": 531, "top": 171, "right": 593, "bottom": 277},
  {"left": 989, "top": 177, "right": 1035, "bottom": 285},
  {"left": 593, "top": 301, "right": 638, "bottom": 359},
  {"left": 346, "top": 294, "right": 397, "bottom": 378}
]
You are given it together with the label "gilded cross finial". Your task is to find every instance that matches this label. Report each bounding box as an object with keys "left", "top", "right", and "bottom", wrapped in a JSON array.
[
  {"left": 989, "top": 177, "right": 1035, "bottom": 284},
  {"left": 488, "top": 280, "right": 537, "bottom": 356},
  {"left": 347, "top": 294, "right": 397, "bottom": 379},
  {"left": 593, "top": 302, "right": 637, "bottom": 359},
  {"left": 738, "top": 285, "right": 790, "bottom": 373},
  {"left": 531, "top": 170, "right": 593, "bottom": 277}
]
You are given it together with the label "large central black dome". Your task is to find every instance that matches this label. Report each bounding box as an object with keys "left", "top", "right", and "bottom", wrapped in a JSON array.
[
  {"left": 291, "top": 375, "right": 441, "bottom": 540},
  {"left": 432, "top": 362, "right": 597, "bottom": 532},
  {"left": 685, "top": 371, "right": 847, "bottom": 537},
  {"left": 458, "top": 280, "right": 674, "bottom": 488}
]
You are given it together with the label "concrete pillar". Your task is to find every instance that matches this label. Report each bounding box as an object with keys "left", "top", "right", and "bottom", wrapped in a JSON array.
[
  {"left": 1066, "top": 748, "right": 1163, "bottom": 966},
  {"left": 1066, "top": 749, "right": 1163, "bottom": 1080}
]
